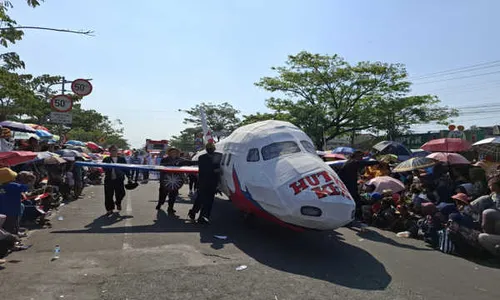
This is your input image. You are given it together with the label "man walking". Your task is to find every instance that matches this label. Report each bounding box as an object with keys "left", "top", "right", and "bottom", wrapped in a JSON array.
[
  {"left": 188, "top": 143, "right": 222, "bottom": 224},
  {"left": 102, "top": 145, "right": 130, "bottom": 215}
]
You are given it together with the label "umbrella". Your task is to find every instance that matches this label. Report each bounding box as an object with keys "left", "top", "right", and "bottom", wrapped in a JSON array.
[
  {"left": 393, "top": 157, "right": 439, "bottom": 173},
  {"left": 366, "top": 176, "right": 405, "bottom": 194},
  {"left": 332, "top": 147, "right": 355, "bottom": 155},
  {"left": 35, "top": 129, "right": 53, "bottom": 139},
  {"left": 376, "top": 154, "right": 399, "bottom": 164},
  {"left": 86, "top": 141, "right": 104, "bottom": 152},
  {"left": 427, "top": 152, "right": 470, "bottom": 165},
  {"left": 44, "top": 156, "right": 67, "bottom": 165},
  {"left": 316, "top": 150, "right": 326, "bottom": 157},
  {"left": 373, "top": 141, "right": 412, "bottom": 157},
  {"left": 56, "top": 149, "right": 83, "bottom": 158},
  {"left": 27, "top": 124, "right": 49, "bottom": 131},
  {"left": 421, "top": 138, "right": 471, "bottom": 152},
  {"left": 472, "top": 137, "right": 500, "bottom": 161},
  {"left": 0, "top": 151, "right": 38, "bottom": 167},
  {"left": 66, "top": 140, "right": 86, "bottom": 147},
  {"left": 0, "top": 121, "right": 36, "bottom": 133},
  {"left": 36, "top": 151, "right": 60, "bottom": 160},
  {"left": 13, "top": 132, "right": 39, "bottom": 140},
  {"left": 411, "top": 149, "right": 431, "bottom": 158}
]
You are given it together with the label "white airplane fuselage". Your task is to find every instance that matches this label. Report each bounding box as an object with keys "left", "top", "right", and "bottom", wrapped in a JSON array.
[{"left": 195, "top": 120, "right": 355, "bottom": 231}]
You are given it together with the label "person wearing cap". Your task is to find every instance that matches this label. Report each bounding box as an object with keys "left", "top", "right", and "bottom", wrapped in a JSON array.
[
  {"left": 0, "top": 168, "right": 28, "bottom": 235},
  {"left": 102, "top": 145, "right": 130, "bottom": 215},
  {"left": 188, "top": 142, "right": 222, "bottom": 224},
  {"left": 156, "top": 147, "right": 194, "bottom": 214}
]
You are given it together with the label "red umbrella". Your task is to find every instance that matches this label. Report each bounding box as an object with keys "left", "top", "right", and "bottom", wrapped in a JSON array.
[
  {"left": 427, "top": 152, "right": 470, "bottom": 165},
  {"left": 324, "top": 153, "right": 346, "bottom": 160},
  {"left": 86, "top": 141, "right": 103, "bottom": 151},
  {"left": 421, "top": 138, "right": 471, "bottom": 152},
  {"left": 0, "top": 151, "right": 38, "bottom": 167},
  {"left": 27, "top": 124, "right": 49, "bottom": 132}
]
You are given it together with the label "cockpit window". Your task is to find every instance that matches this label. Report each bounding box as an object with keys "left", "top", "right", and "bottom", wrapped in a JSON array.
[
  {"left": 301, "top": 140, "right": 316, "bottom": 154},
  {"left": 261, "top": 141, "right": 301, "bottom": 161},
  {"left": 247, "top": 148, "right": 260, "bottom": 162}
]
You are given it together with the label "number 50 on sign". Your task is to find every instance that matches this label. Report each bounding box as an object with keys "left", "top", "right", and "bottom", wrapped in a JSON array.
[{"left": 50, "top": 95, "right": 73, "bottom": 112}]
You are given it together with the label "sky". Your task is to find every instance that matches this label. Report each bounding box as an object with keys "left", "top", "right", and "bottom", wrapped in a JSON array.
[{"left": 8, "top": 0, "right": 500, "bottom": 148}]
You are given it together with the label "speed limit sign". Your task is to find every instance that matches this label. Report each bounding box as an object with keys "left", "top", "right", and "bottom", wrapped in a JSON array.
[
  {"left": 50, "top": 95, "right": 73, "bottom": 112},
  {"left": 71, "top": 79, "right": 93, "bottom": 96}
]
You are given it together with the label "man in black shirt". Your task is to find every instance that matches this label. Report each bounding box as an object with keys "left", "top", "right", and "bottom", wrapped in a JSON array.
[
  {"left": 188, "top": 143, "right": 222, "bottom": 224},
  {"left": 156, "top": 148, "right": 195, "bottom": 214}
]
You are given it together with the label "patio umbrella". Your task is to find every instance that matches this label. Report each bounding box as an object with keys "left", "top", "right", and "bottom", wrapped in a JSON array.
[
  {"left": 0, "top": 151, "right": 38, "bottom": 167},
  {"left": 393, "top": 157, "right": 439, "bottom": 173},
  {"left": 366, "top": 176, "right": 405, "bottom": 194},
  {"left": 332, "top": 146, "right": 355, "bottom": 155},
  {"left": 427, "top": 152, "right": 470, "bottom": 165},
  {"left": 27, "top": 124, "right": 49, "bottom": 131},
  {"left": 35, "top": 129, "right": 53, "bottom": 139},
  {"left": 373, "top": 141, "right": 412, "bottom": 157},
  {"left": 0, "top": 121, "right": 36, "bottom": 133},
  {"left": 421, "top": 138, "right": 471, "bottom": 152},
  {"left": 324, "top": 153, "right": 346, "bottom": 160},
  {"left": 472, "top": 137, "right": 500, "bottom": 161},
  {"left": 65, "top": 140, "right": 86, "bottom": 147},
  {"left": 36, "top": 151, "right": 60, "bottom": 160},
  {"left": 411, "top": 149, "right": 431, "bottom": 158}
]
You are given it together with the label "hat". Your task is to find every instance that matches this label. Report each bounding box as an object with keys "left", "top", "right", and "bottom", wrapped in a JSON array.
[
  {"left": 369, "top": 192, "right": 383, "bottom": 201},
  {"left": 167, "top": 147, "right": 180, "bottom": 154},
  {"left": 452, "top": 193, "right": 471, "bottom": 205},
  {"left": 0, "top": 167, "right": 17, "bottom": 185}
]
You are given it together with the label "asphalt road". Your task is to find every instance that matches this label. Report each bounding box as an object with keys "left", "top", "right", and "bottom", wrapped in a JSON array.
[{"left": 1, "top": 182, "right": 500, "bottom": 300}]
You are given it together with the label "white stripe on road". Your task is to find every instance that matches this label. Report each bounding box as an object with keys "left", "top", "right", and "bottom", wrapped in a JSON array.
[{"left": 122, "top": 192, "right": 133, "bottom": 250}]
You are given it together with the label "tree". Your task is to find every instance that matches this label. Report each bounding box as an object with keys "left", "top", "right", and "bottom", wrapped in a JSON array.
[
  {"left": 255, "top": 51, "right": 456, "bottom": 149},
  {"left": 240, "top": 110, "right": 293, "bottom": 126},
  {"left": 169, "top": 127, "right": 202, "bottom": 152},
  {"left": 371, "top": 96, "right": 458, "bottom": 140},
  {"left": 181, "top": 102, "right": 241, "bottom": 140},
  {"left": 0, "top": 1, "right": 92, "bottom": 49}
]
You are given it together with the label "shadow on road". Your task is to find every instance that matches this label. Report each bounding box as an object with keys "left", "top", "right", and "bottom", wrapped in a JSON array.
[{"left": 51, "top": 198, "right": 392, "bottom": 290}]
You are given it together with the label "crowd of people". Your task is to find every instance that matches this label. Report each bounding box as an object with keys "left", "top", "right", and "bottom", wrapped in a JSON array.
[{"left": 335, "top": 150, "right": 500, "bottom": 258}]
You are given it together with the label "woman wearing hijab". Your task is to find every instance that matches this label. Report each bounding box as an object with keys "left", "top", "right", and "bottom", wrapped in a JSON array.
[{"left": 102, "top": 145, "right": 130, "bottom": 215}]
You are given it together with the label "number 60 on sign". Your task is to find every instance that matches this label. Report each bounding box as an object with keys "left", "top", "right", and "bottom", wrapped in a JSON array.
[{"left": 50, "top": 95, "right": 73, "bottom": 112}]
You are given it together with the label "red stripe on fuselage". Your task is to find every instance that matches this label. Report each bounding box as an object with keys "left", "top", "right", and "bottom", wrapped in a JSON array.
[{"left": 229, "top": 169, "right": 305, "bottom": 232}]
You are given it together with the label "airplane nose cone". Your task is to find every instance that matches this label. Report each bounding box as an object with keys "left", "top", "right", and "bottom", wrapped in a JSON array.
[{"left": 269, "top": 154, "right": 356, "bottom": 230}]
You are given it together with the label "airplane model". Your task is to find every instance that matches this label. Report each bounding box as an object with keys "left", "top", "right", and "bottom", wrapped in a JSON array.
[{"left": 76, "top": 120, "right": 355, "bottom": 231}]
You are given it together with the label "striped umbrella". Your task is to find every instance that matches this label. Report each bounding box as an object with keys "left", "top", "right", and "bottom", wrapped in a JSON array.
[{"left": 393, "top": 157, "right": 439, "bottom": 173}]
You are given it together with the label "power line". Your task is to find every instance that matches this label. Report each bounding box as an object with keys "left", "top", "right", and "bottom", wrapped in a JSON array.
[
  {"left": 412, "top": 70, "right": 500, "bottom": 85},
  {"left": 410, "top": 60, "right": 500, "bottom": 80}
]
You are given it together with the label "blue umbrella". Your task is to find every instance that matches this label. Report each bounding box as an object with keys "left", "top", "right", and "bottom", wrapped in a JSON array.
[
  {"left": 66, "top": 140, "right": 86, "bottom": 147},
  {"left": 35, "top": 129, "right": 53, "bottom": 138},
  {"left": 373, "top": 141, "right": 412, "bottom": 157},
  {"left": 0, "top": 121, "right": 36, "bottom": 133},
  {"left": 332, "top": 146, "right": 355, "bottom": 155}
]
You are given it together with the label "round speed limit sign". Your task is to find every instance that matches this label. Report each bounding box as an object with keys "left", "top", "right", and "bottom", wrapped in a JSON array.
[
  {"left": 71, "top": 79, "right": 93, "bottom": 97},
  {"left": 50, "top": 95, "right": 73, "bottom": 112}
]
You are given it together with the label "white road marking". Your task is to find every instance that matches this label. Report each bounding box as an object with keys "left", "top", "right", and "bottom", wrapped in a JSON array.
[{"left": 122, "top": 192, "right": 133, "bottom": 250}]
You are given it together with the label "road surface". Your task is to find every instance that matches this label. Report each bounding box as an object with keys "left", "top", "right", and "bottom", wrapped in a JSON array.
[{"left": 1, "top": 182, "right": 499, "bottom": 300}]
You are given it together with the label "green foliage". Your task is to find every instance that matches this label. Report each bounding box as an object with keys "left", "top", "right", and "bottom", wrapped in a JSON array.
[
  {"left": 182, "top": 102, "right": 240, "bottom": 139},
  {"left": 169, "top": 127, "right": 201, "bottom": 152},
  {"left": 0, "top": 1, "right": 42, "bottom": 48},
  {"left": 240, "top": 111, "right": 293, "bottom": 126},
  {"left": 255, "top": 51, "right": 457, "bottom": 148}
]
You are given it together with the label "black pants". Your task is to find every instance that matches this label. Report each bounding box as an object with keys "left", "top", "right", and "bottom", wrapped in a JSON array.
[
  {"left": 191, "top": 186, "right": 217, "bottom": 219},
  {"left": 158, "top": 186, "right": 178, "bottom": 209},
  {"left": 189, "top": 175, "right": 198, "bottom": 192},
  {"left": 142, "top": 171, "right": 149, "bottom": 180},
  {"left": 2, "top": 216, "right": 19, "bottom": 235},
  {"left": 130, "top": 170, "right": 139, "bottom": 182},
  {"left": 104, "top": 179, "right": 126, "bottom": 211}
]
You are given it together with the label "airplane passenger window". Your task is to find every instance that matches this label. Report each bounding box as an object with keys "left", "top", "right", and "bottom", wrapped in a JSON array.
[
  {"left": 246, "top": 148, "right": 260, "bottom": 162},
  {"left": 226, "top": 153, "right": 232, "bottom": 166},
  {"left": 261, "top": 141, "right": 301, "bottom": 161},
  {"left": 301, "top": 140, "right": 316, "bottom": 154}
]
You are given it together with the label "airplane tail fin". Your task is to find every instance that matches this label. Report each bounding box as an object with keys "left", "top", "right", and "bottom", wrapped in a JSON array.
[{"left": 200, "top": 108, "right": 215, "bottom": 144}]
